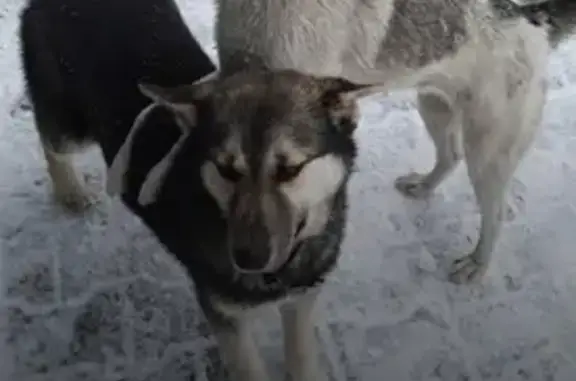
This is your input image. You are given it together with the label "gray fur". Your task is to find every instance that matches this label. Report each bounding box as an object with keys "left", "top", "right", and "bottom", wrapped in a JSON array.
[
  {"left": 215, "top": 0, "right": 576, "bottom": 289},
  {"left": 20, "top": 0, "right": 365, "bottom": 379},
  {"left": 111, "top": 69, "right": 365, "bottom": 381},
  {"left": 514, "top": 0, "right": 576, "bottom": 47},
  {"left": 376, "top": 0, "right": 472, "bottom": 70},
  {"left": 214, "top": 0, "right": 576, "bottom": 378}
]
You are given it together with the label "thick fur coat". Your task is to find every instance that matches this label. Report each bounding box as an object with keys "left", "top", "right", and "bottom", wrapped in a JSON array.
[
  {"left": 211, "top": 2, "right": 576, "bottom": 378},
  {"left": 216, "top": 0, "right": 576, "bottom": 284},
  {"left": 19, "top": 1, "right": 365, "bottom": 381}
]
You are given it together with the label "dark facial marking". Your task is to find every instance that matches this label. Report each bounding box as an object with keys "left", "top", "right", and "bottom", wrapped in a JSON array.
[
  {"left": 215, "top": 162, "right": 244, "bottom": 183},
  {"left": 273, "top": 154, "right": 309, "bottom": 183}
]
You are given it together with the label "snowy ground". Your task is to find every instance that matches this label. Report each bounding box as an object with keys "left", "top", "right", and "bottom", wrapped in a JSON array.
[{"left": 2, "top": 1, "right": 576, "bottom": 380}]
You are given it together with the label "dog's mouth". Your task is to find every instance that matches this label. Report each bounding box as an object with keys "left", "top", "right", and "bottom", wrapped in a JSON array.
[
  {"left": 232, "top": 218, "right": 307, "bottom": 274},
  {"left": 277, "top": 218, "right": 306, "bottom": 271}
]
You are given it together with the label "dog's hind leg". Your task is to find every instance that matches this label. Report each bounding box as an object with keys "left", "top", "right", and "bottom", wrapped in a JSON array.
[
  {"left": 395, "top": 86, "right": 463, "bottom": 199},
  {"left": 281, "top": 289, "right": 323, "bottom": 381},
  {"left": 449, "top": 62, "right": 547, "bottom": 284},
  {"left": 41, "top": 139, "right": 97, "bottom": 213},
  {"left": 31, "top": 90, "right": 100, "bottom": 212},
  {"left": 21, "top": 22, "right": 97, "bottom": 213},
  {"left": 31, "top": 98, "right": 97, "bottom": 213}
]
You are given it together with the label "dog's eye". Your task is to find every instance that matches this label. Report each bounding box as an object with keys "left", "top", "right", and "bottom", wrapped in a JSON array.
[
  {"left": 275, "top": 163, "right": 305, "bottom": 183},
  {"left": 215, "top": 163, "right": 243, "bottom": 183}
]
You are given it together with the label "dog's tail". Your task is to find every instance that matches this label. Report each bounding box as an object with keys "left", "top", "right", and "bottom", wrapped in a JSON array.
[{"left": 517, "top": 0, "right": 576, "bottom": 47}]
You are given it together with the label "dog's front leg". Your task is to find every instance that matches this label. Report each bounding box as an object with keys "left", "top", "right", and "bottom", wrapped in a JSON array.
[
  {"left": 211, "top": 316, "right": 269, "bottom": 381},
  {"left": 281, "top": 290, "right": 324, "bottom": 381},
  {"left": 200, "top": 295, "right": 269, "bottom": 381}
]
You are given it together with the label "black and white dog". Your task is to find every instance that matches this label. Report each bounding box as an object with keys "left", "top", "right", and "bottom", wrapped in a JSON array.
[{"left": 20, "top": 0, "right": 365, "bottom": 380}]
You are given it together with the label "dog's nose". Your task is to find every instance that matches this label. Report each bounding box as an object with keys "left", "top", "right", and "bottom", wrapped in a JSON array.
[{"left": 232, "top": 248, "right": 269, "bottom": 272}]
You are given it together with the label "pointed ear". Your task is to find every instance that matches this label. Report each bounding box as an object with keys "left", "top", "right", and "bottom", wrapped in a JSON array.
[
  {"left": 318, "top": 77, "right": 370, "bottom": 134},
  {"left": 319, "top": 77, "right": 368, "bottom": 95},
  {"left": 138, "top": 80, "right": 215, "bottom": 130}
]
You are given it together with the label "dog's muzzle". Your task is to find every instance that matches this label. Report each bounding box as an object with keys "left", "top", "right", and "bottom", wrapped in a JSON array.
[{"left": 230, "top": 218, "right": 306, "bottom": 274}]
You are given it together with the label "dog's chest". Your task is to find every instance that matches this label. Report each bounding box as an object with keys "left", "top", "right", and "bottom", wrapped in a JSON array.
[{"left": 211, "top": 288, "right": 313, "bottom": 319}]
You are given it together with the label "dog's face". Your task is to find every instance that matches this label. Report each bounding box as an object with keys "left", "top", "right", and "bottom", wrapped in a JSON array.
[{"left": 139, "top": 69, "right": 364, "bottom": 274}]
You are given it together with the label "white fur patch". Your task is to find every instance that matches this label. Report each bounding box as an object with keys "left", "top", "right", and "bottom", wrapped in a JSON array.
[
  {"left": 106, "top": 103, "right": 158, "bottom": 197},
  {"left": 201, "top": 161, "right": 234, "bottom": 212},
  {"left": 280, "top": 154, "right": 346, "bottom": 210}
]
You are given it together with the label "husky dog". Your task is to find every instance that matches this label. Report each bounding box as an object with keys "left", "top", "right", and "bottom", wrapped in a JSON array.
[
  {"left": 20, "top": 0, "right": 365, "bottom": 380},
  {"left": 122, "top": 71, "right": 364, "bottom": 381},
  {"left": 216, "top": 0, "right": 576, "bottom": 284}
]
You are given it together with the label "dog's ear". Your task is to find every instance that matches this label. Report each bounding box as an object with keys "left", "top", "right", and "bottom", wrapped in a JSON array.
[
  {"left": 317, "top": 77, "right": 370, "bottom": 134},
  {"left": 138, "top": 80, "right": 215, "bottom": 129},
  {"left": 127, "top": 80, "right": 216, "bottom": 206},
  {"left": 320, "top": 77, "right": 367, "bottom": 95}
]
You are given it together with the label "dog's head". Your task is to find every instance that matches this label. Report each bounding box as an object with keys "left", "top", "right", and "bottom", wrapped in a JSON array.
[{"left": 132, "top": 69, "right": 366, "bottom": 273}]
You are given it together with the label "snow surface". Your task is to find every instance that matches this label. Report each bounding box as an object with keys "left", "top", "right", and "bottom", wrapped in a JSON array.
[{"left": 2, "top": 0, "right": 576, "bottom": 380}]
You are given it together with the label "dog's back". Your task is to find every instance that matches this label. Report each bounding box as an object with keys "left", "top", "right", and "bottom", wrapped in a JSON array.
[{"left": 20, "top": 0, "right": 215, "bottom": 163}]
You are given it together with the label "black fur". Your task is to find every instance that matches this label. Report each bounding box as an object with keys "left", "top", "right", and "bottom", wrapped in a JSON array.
[
  {"left": 20, "top": 1, "right": 360, "bottom": 378},
  {"left": 120, "top": 104, "right": 351, "bottom": 308},
  {"left": 522, "top": 0, "right": 576, "bottom": 46},
  {"left": 123, "top": 75, "right": 357, "bottom": 308},
  {"left": 20, "top": 0, "right": 216, "bottom": 162},
  {"left": 20, "top": 0, "right": 355, "bottom": 317},
  {"left": 492, "top": 0, "right": 576, "bottom": 46}
]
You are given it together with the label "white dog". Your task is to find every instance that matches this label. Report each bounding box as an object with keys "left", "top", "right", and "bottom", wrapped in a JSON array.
[
  {"left": 216, "top": 0, "right": 575, "bottom": 284},
  {"left": 211, "top": 0, "right": 576, "bottom": 380}
]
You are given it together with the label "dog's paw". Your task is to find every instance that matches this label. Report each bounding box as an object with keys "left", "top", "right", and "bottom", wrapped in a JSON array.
[
  {"left": 449, "top": 254, "right": 488, "bottom": 284},
  {"left": 394, "top": 172, "right": 433, "bottom": 199},
  {"left": 54, "top": 187, "right": 99, "bottom": 213}
]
